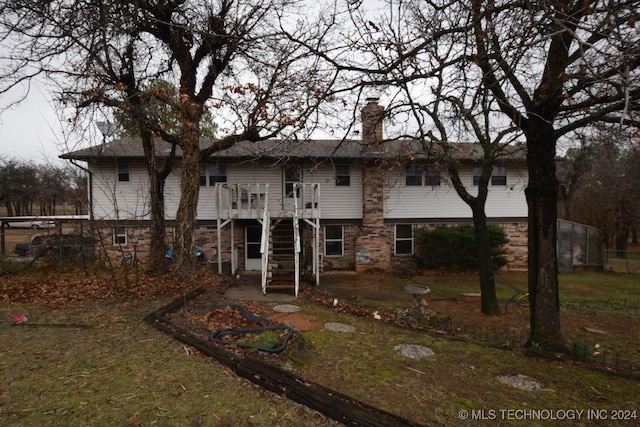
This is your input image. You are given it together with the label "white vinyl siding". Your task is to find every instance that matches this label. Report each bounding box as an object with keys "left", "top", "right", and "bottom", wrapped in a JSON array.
[
  {"left": 304, "top": 163, "right": 363, "bottom": 219},
  {"left": 90, "top": 160, "right": 524, "bottom": 223},
  {"left": 385, "top": 166, "right": 528, "bottom": 219},
  {"left": 91, "top": 162, "right": 151, "bottom": 220}
]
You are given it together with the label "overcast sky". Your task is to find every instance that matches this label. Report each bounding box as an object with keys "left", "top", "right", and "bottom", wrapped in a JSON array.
[{"left": 0, "top": 80, "right": 68, "bottom": 165}]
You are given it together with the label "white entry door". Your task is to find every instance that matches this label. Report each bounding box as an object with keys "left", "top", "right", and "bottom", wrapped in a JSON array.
[{"left": 245, "top": 225, "right": 262, "bottom": 270}]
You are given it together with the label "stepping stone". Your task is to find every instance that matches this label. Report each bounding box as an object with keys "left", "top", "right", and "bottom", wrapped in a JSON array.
[
  {"left": 324, "top": 322, "right": 356, "bottom": 333},
  {"left": 496, "top": 374, "right": 542, "bottom": 391},
  {"left": 273, "top": 304, "right": 300, "bottom": 313},
  {"left": 584, "top": 326, "right": 606, "bottom": 334},
  {"left": 394, "top": 344, "right": 434, "bottom": 359}
]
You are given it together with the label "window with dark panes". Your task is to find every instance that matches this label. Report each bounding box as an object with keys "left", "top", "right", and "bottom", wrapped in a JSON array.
[
  {"left": 113, "top": 226, "right": 127, "bottom": 245},
  {"left": 208, "top": 165, "right": 227, "bottom": 185},
  {"left": 335, "top": 165, "right": 350, "bottom": 186},
  {"left": 424, "top": 167, "right": 441, "bottom": 186},
  {"left": 473, "top": 166, "right": 507, "bottom": 186},
  {"left": 284, "top": 165, "right": 302, "bottom": 197},
  {"left": 325, "top": 225, "right": 344, "bottom": 256},
  {"left": 199, "top": 166, "right": 207, "bottom": 186},
  {"left": 200, "top": 165, "right": 227, "bottom": 186},
  {"left": 118, "top": 164, "right": 130, "bottom": 182},
  {"left": 395, "top": 224, "right": 413, "bottom": 255},
  {"left": 405, "top": 165, "right": 423, "bottom": 186},
  {"left": 491, "top": 166, "right": 507, "bottom": 186}
]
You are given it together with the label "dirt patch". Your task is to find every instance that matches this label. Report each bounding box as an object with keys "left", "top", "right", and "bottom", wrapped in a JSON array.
[{"left": 270, "top": 312, "right": 322, "bottom": 331}]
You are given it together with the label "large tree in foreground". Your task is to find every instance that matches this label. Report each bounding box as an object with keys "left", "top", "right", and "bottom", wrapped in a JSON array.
[
  {"left": 336, "top": 3, "right": 525, "bottom": 315},
  {"left": 468, "top": 0, "right": 640, "bottom": 349},
  {"left": 320, "top": 0, "right": 639, "bottom": 348},
  {"left": 1, "top": 0, "right": 337, "bottom": 276}
]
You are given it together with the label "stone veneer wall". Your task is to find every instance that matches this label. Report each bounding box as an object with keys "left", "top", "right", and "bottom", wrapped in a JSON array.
[
  {"left": 387, "top": 221, "right": 529, "bottom": 273},
  {"left": 93, "top": 219, "right": 527, "bottom": 272},
  {"left": 355, "top": 161, "right": 392, "bottom": 273}
]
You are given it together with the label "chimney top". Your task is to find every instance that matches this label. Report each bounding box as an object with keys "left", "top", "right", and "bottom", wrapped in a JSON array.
[{"left": 361, "top": 98, "right": 384, "bottom": 146}]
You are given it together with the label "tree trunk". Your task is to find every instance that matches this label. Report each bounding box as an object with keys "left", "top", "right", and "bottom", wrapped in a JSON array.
[
  {"left": 472, "top": 204, "right": 500, "bottom": 315},
  {"left": 525, "top": 120, "right": 564, "bottom": 351},
  {"left": 141, "top": 130, "right": 170, "bottom": 273},
  {"left": 448, "top": 164, "right": 500, "bottom": 315},
  {"left": 172, "top": 140, "right": 200, "bottom": 278},
  {"left": 147, "top": 165, "right": 168, "bottom": 272}
]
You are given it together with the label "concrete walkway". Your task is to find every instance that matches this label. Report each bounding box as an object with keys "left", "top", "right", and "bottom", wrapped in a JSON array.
[
  {"left": 224, "top": 273, "right": 296, "bottom": 302},
  {"left": 224, "top": 271, "right": 358, "bottom": 302}
]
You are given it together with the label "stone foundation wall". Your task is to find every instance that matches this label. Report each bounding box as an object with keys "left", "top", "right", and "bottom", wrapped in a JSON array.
[{"left": 92, "top": 220, "right": 528, "bottom": 272}]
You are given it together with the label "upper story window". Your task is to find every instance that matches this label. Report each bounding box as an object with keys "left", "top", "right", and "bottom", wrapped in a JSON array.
[
  {"left": 200, "top": 165, "right": 227, "bottom": 186},
  {"left": 406, "top": 165, "right": 441, "bottom": 187},
  {"left": 405, "top": 165, "right": 424, "bottom": 186},
  {"left": 491, "top": 166, "right": 507, "bottom": 186},
  {"left": 284, "top": 165, "right": 302, "bottom": 198},
  {"left": 424, "top": 167, "right": 441, "bottom": 186},
  {"left": 473, "top": 166, "right": 507, "bottom": 186},
  {"left": 335, "top": 165, "right": 350, "bottom": 186},
  {"left": 118, "top": 164, "right": 130, "bottom": 182}
]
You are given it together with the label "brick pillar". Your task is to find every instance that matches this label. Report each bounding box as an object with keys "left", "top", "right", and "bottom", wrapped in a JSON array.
[{"left": 356, "top": 98, "right": 391, "bottom": 272}]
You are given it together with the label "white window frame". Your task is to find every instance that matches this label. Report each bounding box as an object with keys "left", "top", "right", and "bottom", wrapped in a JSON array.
[
  {"left": 118, "top": 164, "right": 130, "bottom": 182},
  {"left": 405, "top": 165, "right": 423, "bottom": 186},
  {"left": 324, "top": 225, "right": 344, "bottom": 256},
  {"left": 200, "top": 164, "right": 227, "bottom": 187},
  {"left": 395, "top": 224, "right": 413, "bottom": 255},
  {"left": 473, "top": 166, "right": 507, "bottom": 186},
  {"left": 113, "top": 226, "right": 127, "bottom": 245},
  {"left": 335, "top": 164, "right": 351, "bottom": 186}
]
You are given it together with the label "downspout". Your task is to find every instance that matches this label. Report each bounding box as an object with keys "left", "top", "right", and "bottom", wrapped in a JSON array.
[{"left": 69, "top": 159, "right": 94, "bottom": 252}]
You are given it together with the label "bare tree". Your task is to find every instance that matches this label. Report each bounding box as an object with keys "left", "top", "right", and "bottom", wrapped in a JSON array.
[
  {"left": 304, "top": 0, "right": 639, "bottom": 348},
  {"left": 465, "top": 0, "right": 640, "bottom": 350},
  {"left": 561, "top": 125, "right": 640, "bottom": 254},
  {"left": 307, "top": 2, "right": 525, "bottom": 314},
  {"left": 1, "top": 0, "right": 338, "bottom": 276}
]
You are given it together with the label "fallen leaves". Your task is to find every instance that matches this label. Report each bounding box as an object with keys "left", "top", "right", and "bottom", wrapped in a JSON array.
[{"left": 0, "top": 265, "right": 227, "bottom": 305}]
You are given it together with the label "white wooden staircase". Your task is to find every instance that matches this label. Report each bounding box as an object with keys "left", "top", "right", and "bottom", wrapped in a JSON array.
[{"left": 216, "top": 182, "right": 319, "bottom": 297}]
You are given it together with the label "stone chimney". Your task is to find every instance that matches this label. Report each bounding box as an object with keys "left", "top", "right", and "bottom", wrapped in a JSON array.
[
  {"left": 361, "top": 98, "right": 384, "bottom": 148},
  {"left": 356, "top": 97, "right": 390, "bottom": 273}
]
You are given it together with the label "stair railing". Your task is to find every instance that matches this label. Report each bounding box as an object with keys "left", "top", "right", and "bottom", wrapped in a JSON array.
[
  {"left": 292, "top": 183, "right": 301, "bottom": 296},
  {"left": 260, "top": 191, "right": 270, "bottom": 295}
]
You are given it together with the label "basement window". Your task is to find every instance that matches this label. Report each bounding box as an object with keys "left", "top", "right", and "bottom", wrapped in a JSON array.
[
  {"left": 395, "top": 224, "right": 413, "bottom": 255},
  {"left": 113, "top": 226, "right": 127, "bottom": 245},
  {"left": 325, "top": 225, "right": 344, "bottom": 256}
]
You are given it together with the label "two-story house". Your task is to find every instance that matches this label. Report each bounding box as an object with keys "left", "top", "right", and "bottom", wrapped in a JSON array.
[{"left": 61, "top": 99, "right": 528, "bottom": 295}]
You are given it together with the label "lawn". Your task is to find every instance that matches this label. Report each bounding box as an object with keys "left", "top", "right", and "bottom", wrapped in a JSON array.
[{"left": 1, "top": 261, "right": 639, "bottom": 426}]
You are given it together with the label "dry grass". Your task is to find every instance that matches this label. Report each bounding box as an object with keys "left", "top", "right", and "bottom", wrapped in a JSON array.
[{"left": 1, "top": 263, "right": 639, "bottom": 426}]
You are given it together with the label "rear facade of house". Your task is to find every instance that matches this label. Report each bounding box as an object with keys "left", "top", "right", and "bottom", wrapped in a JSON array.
[{"left": 62, "top": 100, "right": 528, "bottom": 291}]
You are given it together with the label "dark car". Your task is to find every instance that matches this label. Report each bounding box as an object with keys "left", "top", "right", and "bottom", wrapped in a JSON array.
[
  {"left": 13, "top": 242, "right": 32, "bottom": 257},
  {"left": 28, "top": 234, "right": 93, "bottom": 260}
]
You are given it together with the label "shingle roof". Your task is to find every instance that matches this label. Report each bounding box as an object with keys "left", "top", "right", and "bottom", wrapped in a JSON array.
[{"left": 60, "top": 137, "right": 526, "bottom": 163}]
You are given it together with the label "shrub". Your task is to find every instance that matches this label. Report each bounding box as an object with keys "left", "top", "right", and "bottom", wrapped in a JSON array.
[{"left": 413, "top": 224, "right": 509, "bottom": 271}]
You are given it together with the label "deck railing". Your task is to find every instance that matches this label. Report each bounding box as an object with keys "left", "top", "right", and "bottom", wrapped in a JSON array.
[{"left": 216, "top": 182, "right": 320, "bottom": 219}]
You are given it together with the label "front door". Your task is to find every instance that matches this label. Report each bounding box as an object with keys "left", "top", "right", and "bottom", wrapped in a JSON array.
[{"left": 245, "top": 225, "right": 262, "bottom": 270}]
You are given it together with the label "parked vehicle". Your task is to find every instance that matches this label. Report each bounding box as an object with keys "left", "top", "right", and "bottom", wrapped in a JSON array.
[
  {"left": 4, "top": 220, "right": 57, "bottom": 229},
  {"left": 24, "top": 234, "right": 93, "bottom": 260},
  {"left": 13, "top": 242, "right": 31, "bottom": 257}
]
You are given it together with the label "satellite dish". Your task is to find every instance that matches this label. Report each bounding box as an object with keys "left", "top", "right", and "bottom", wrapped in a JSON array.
[{"left": 96, "top": 121, "right": 117, "bottom": 138}]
